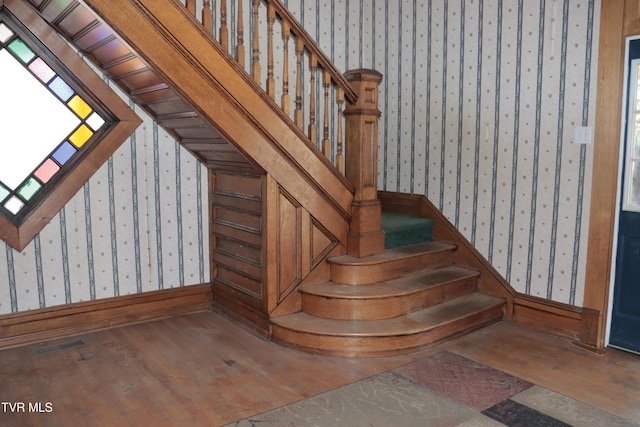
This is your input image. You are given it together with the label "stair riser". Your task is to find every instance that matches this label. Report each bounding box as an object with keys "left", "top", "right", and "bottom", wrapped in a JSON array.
[
  {"left": 271, "top": 305, "right": 504, "bottom": 357},
  {"left": 329, "top": 250, "right": 454, "bottom": 285},
  {"left": 301, "top": 277, "right": 478, "bottom": 320}
]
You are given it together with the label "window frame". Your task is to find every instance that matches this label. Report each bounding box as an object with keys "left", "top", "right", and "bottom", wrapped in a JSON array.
[{"left": 0, "top": 0, "right": 141, "bottom": 251}]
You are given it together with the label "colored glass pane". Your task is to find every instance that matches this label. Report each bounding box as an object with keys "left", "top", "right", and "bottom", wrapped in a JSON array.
[
  {"left": 4, "top": 196, "right": 24, "bottom": 215},
  {"left": 52, "top": 142, "right": 77, "bottom": 165},
  {"left": 7, "top": 38, "right": 35, "bottom": 64},
  {"left": 69, "top": 124, "right": 93, "bottom": 148},
  {"left": 86, "top": 112, "right": 105, "bottom": 131},
  {"left": 17, "top": 178, "right": 42, "bottom": 201},
  {"left": 0, "top": 49, "right": 80, "bottom": 190},
  {"left": 48, "top": 75, "right": 75, "bottom": 101},
  {"left": 68, "top": 95, "right": 92, "bottom": 119},
  {"left": 34, "top": 159, "right": 60, "bottom": 183},
  {"left": 28, "top": 57, "right": 56, "bottom": 83},
  {"left": 0, "top": 23, "right": 13, "bottom": 43},
  {"left": 0, "top": 184, "right": 9, "bottom": 202}
]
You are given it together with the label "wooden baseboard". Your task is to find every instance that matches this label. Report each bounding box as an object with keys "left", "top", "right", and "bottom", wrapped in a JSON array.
[
  {"left": 510, "top": 294, "right": 583, "bottom": 339},
  {"left": 0, "top": 283, "right": 212, "bottom": 349}
]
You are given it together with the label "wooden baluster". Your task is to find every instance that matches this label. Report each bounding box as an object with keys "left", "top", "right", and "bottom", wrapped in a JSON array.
[
  {"left": 294, "top": 38, "right": 305, "bottom": 130},
  {"left": 266, "top": 3, "right": 276, "bottom": 100},
  {"left": 202, "top": 0, "right": 212, "bottom": 34},
  {"left": 237, "top": 0, "right": 245, "bottom": 67},
  {"left": 252, "top": 0, "right": 261, "bottom": 85},
  {"left": 220, "top": 0, "right": 229, "bottom": 51},
  {"left": 186, "top": 0, "right": 195, "bottom": 15},
  {"left": 281, "top": 20, "right": 291, "bottom": 116},
  {"left": 321, "top": 70, "right": 331, "bottom": 158},
  {"left": 336, "top": 87, "right": 345, "bottom": 174},
  {"left": 308, "top": 53, "right": 318, "bottom": 145}
]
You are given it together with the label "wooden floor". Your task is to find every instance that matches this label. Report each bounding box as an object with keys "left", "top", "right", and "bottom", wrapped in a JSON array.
[{"left": 1, "top": 310, "right": 639, "bottom": 426}]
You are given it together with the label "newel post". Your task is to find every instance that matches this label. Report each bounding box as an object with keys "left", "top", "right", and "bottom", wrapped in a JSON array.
[{"left": 343, "top": 69, "right": 385, "bottom": 257}]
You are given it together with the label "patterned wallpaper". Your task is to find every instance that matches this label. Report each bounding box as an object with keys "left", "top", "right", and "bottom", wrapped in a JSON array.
[
  {"left": 1, "top": 0, "right": 600, "bottom": 314},
  {"left": 0, "top": 91, "right": 210, "bottom": 315},
  {"left": 281, "top": 0, "right": 600, "bottom": 306}
]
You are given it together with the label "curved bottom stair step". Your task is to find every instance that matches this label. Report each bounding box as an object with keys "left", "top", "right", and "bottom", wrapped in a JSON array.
[
  {"left": 328, "top": 241, "right": 458, "bottom": 285},
  {"left": 300, "top": 265, "right": 480, "bottom": 320},
  {"left": 271, "top": 293, "right": 505, "bottom": 357}
]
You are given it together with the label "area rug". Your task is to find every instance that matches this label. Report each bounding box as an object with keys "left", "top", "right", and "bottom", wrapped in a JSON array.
[{"left": 226, "top": 351, "right": 637, "bottom": 427}]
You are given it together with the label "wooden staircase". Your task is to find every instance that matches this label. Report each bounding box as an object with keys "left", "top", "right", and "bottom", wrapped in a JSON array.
[
  {"left": 272, "top": 224, "right": 505, "bottom": 357},
  {"left": 23, "top": 0, "right": 507, "bottom": 357}
]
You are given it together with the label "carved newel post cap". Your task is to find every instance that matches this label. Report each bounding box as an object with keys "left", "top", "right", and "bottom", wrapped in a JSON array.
[{"left": 344, "top": 69, "right": 383, "bottom": 83}]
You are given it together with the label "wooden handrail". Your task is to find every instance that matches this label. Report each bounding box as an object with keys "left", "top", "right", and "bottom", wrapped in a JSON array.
[
  {"left": 184, "top": 0, "right": 356, "bottom": 104},
  {"left": 264, "top": 0, "right": 357, "bottom": 103},
  {"left": 181, "top": 0, "right": 358, "bottom": 176}
]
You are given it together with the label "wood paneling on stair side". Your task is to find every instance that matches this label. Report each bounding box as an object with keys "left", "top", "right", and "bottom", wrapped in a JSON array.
[
  {"left": 211, "top": 171, "right": 268, "bottom": 334},
  {"left": 211, "top": 171, "right": 340, "bottom": 335}
]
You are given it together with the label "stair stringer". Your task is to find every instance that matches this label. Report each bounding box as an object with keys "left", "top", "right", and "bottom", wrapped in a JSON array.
[{"left": 83, "top": 0, "right": 354, "bottom": 247}]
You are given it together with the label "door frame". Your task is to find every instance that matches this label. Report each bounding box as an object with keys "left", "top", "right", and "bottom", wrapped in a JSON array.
[
  {"left": 605, "top": 34, "right": 640, "bottom": 348},
  {"left": 582, "top": 1, "right": 631, "bottom": 350}
]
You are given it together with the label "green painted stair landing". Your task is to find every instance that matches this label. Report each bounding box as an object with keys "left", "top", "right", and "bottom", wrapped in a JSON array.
[{"left": 382, "top": 212, "right": 434, "bottom": 249}]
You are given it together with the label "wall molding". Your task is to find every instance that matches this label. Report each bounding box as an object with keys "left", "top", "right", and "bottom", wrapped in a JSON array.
[{"left": 0, "top": 283, "right": 212, "bottom": 349}]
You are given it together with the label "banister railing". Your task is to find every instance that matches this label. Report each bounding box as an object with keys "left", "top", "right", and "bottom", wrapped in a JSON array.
[{"left": 182, "top": 0, "right": 357, "bottom": 175}]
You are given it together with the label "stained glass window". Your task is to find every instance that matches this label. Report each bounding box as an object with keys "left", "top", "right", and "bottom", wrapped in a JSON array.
[
  {"left": 0, "top": 4, "right": 140, "bottom": 251},
  {"left": 0, "top": 20, "right": 105, "bottom": 219}
]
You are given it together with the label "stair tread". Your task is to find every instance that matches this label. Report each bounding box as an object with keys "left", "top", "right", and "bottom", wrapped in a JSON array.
[
  {"left": 301, "top": 265, "right": 479, "bottom": 299},
  {"left": 328, "top": 241, "right": 456, "bottom": 266},
  {"left": 273, "top": 293, "right": 504, "bottom": 337}
]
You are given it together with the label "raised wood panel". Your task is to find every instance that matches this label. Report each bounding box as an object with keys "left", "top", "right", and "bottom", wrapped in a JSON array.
[
  {"left": 216, "top": 236, "right": 262, "bottom": 264},
  {"left": 73, "top": 25, "right": 114, "bottom": 51},
  {"left": 57, "top": 4, "right": 95, "bottom": 35},
  {"left": 215, "top": 263, "right": 262, "bottom": 298},
  {"left": 213, "top": 222, "right": 262, "bottom": 246},
  {"left": 211, "top": 171, "right": 267, "bottom": 330},
  {"left": 39, "top": 0, "right": 74, "bottom": 22},
  {"left": 118, "top": 69, "right": 166, "bottom": 91},
  {"left": 215, "top": 173, "right": 263, "bottom": 198},
  {"left": 132, "top": 86, "right": 179, "bottom": 104},
  {"left": 278, "top": 191, "right": 303, "bottom": 299},
  {"left": 211, "top": 192, "right": 262, "bottom": 214},
  {"left": 213, "top": 206, "right": 262, "bottom": 233},
  {"left": 267, "top": 180, "right": 339, "bottom": 306},
  {"left": 311, "top": 220, "right": 337, "bottom": 267},
  {"left": 102, "top": 57, "right": 147, "bottom": 77},
  {"left": 147, "top": 99, "right": 195, "bottom": 116},
  {"left": 91, "top": 38, "right": 132, "bottom": 66},
  {"left": 214, "top": 249, "right": 262, "bottom": 278}
]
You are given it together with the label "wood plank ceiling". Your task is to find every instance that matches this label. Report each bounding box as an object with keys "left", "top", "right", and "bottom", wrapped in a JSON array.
[{"left": 24, "top": 0, "right": 259, "bottom": 173}]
